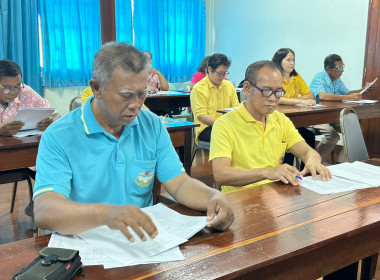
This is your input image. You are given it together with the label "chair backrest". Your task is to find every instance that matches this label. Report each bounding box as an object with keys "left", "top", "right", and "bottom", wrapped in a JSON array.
[
  {"left": 340, "top": 107, "right": 369, "bottom": 162},
  {"left": 69, "top": 96, "right": 82, "bottom": 111}
]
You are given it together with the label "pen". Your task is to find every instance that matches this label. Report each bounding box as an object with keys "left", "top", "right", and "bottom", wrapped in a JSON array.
[{"left": 295, "top": 175, "right": 302, "bottom": 180}]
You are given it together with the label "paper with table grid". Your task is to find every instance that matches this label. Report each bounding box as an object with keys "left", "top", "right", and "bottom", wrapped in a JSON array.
[
  {"left": 48, "top": 203, "right": 208, "bottom": 268},
  {"left": 301, "top": 161, "right": 380, "bottom": 194}
]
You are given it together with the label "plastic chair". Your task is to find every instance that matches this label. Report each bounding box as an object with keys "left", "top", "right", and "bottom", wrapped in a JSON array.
[
  {"left": 340, "top": 107, "right": 369, "bottom": 163},
  {"left": 69, "top": 96, "right": 82, "bottom": 111},
  {"left": 0, "top": 169, "right": 33, "bottom": 213},
  {"left": 190, "top": 114, "right": 210, "bottom": 163}
]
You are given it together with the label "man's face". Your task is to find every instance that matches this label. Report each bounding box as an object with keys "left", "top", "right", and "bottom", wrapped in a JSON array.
[
  {"left": 93, "top": 68, "right": 149, "bottom": 126},
  {"left": 327, "top": 60, "right": 344, "bottom": 81},
  {"left": 0, "top": 74, "right": 22, "bottom": 104},
  {"left": 208, "top": 65, "right": 229, "bottom": 87},
  {"left": 244, "top": 66, "right": 283, "bottom": 120}
]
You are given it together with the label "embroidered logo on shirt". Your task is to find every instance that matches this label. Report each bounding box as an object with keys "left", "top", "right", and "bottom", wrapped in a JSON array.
[{"left": 135, "top": 171, "right": 154, "bottom": 187}]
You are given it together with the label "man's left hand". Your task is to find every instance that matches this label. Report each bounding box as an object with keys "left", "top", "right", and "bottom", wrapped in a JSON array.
[
  {"left": 37, "top": 117, "right": 53, "bottom": 131},
  {"left": 206, "top": 198, "right": 234, "bottom": 231}
]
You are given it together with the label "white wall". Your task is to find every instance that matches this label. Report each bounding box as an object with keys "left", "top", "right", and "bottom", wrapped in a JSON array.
[
  {"left": 44, "top": 86, "right": 86, "bottom": 116},
  {"left": 206, "top": 0, "right": 369, "bottom": 89}
]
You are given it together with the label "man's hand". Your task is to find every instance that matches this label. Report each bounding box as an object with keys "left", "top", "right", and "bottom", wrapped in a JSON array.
[
  {"left": 266, "top": 164, "right": 302, "bottom": 186},
  {"left": 150, "top": 67, "right": 159, "bottom": 75},
  {"left": 0, "top": 121, "right": 24, "bottom": 136},
  {"left": 346, "top": 92, "right": 362, "bottom": 101},
  {"left": 105, "top": 205, "right": 158, "bottom": 242},
  {"left": 37, "top": 117, "right": 53, "bottom": 131},
  {"left": 301, "top": 161, "right": 332, "bottom": 181},
  {"left": 149, "top": 86, "right": 158, "bottom": 93},
  {"left": 206, "top": 198, "right": 234, "bottom": 231}
]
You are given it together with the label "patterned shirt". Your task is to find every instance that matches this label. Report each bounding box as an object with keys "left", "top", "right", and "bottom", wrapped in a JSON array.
[
  {"left": 309, "top": 70, "right": 349, "bottom": 101},
  {"left": 148, "top": 73, "right": 161, "bottom": 89},
  {"left": 0, "top": 84, "right": 52, "bottom": 123}
]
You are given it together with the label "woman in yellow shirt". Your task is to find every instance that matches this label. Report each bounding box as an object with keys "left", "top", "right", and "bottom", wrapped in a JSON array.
[{"left": 272, "top": 48, "right": 315, "bottom": 168}]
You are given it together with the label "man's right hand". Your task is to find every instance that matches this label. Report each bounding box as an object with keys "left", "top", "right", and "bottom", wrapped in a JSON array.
[
  {"left": 265, "top": 164, "right": 302, "bottom": 186},
  {"left": 346, "top": 92, "right": 362, "bottom": 101},
  {"left": 105, "top": 205, "right": 158, "bottom": 242},
  {"left": 0, "top": 121, "right": 24, "bottom": 136}
]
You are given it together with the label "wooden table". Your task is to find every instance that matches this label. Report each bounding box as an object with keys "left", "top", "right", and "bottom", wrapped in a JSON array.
[
  {"left": 0, "top": 135, "right": 40, "bottom": 171},
  {"left": 2, "top": 159, "right": 380, "bottom": 279},
  {"left": 278, "top": 101, "right": 380, "bottom": 128}
]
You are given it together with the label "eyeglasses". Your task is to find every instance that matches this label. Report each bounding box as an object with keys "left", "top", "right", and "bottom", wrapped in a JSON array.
[
  {"left": 332, "top": 65, "right": 345, "bottom": 71},
  {"left": 213, "top": 69, "right": 229, "bottom": 77},
  {"left": 0, "top": 83, "right": 24, "bottom": 94},
  {"left": 247, "top": 81, "right": 285, "bottom": 98}
]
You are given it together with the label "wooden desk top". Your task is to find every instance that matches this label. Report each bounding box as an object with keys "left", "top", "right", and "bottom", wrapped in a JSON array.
[
  {"left": 0, "top": 135, "right": 40, "bottom": 150},
  {"left": 2, "top": 159, "right": 380, "bottom": 279}
]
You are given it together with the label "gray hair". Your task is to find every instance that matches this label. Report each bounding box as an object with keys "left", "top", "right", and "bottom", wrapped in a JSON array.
[
  {"left": 92, "top": 42, "right": 149, "bottom": 89},
  {"left": 245, "top": 60, "right": 282, "bottom": 84}
]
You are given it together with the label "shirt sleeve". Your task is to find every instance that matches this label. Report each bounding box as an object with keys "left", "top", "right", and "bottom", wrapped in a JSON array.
[
  {"left": 309, "top": 74, "right": 325, "bottom": 99},
  {"left": 190, "top": 85, "right": 209, "bottom": 117},
  {"left": 297, "top": 75, "right": 311, "bottom": 96},
  {"left": 281, "top": 115, "right": 304, "bottom": 150},
  {"left": 209, "top": 118, "right": 233, "bottom": 161}
]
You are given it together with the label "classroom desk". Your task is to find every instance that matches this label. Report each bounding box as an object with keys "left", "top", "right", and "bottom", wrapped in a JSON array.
[
  {"left": 145, "top": 93, "right": 190, "bottom": 112},
  {"left": 278, "top": 101, "right": 380, "bottom": 128},
  {"left": 0, "top": 135, "right": 40, "bottom": 171},
  {"left": 2, "top": 159, "right": 380, "bottom": 279}
]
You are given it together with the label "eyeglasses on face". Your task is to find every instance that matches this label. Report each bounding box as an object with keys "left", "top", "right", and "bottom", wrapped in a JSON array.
[
  {"left": 332, "top": 65, "right": 345, "bottom": 71},
  {"left": 212, "top": 69, "right": 229, "bottom": 77},
  {"left": 247, "top": 81, "right": 285, "bottom": 98},
  {"left": 0, "top": 83, "right": 24, "bottom": 94}
]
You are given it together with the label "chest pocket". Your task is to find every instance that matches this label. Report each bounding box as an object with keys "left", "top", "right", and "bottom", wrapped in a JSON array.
[
  {"left": 130, "top": 159, "right": 156, "bottom": 197},
  {"left": 272, "top": 142, "right": 287, "bottom": 165}
]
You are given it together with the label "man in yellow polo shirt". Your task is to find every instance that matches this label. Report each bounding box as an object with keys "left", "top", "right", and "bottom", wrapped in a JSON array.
[
  {"left": 210, "top": 60, "right": 331, "bottom": 193},
  {"left": 190, "top": 53, "right": 239, "bottom": 144}
]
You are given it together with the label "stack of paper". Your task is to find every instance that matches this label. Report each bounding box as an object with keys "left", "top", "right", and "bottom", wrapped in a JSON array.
[
  {"left": 301, "top": 161, "right": 380, "bottom": 194},
  {"left": 48, "top": 203, "right": 208, "bottom": 268},
  {"left": 13, "top": 107, "right": 55, "bottom": 138},
  {"left": 343, "top": 99, "right": 378, "bottom": 104}
]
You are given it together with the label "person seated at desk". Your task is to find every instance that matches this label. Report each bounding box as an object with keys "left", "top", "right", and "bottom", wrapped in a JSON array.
[
  {"left": 0, "top": 59, "right": 60, "bottom": 136},
  {"left": 143, "top": 51, "right": 169, "bottom": 93},
  {"left": 190, "top": 53, "right": 239, "bottom": 144},
  {"left": 190, "top": 55, "right": 210, "bottom": 90},
  {"left": 309, "top": 54, "right": 371, "bottom": 163},
  {"left": 210, "top": 60, "right": 331, "bottom": 194},
  {"left": 33, "top": 42, "right": 234, "bottom": 240},
  {"left": 272, "top": 48, "right": 316, "bottom": 168}
]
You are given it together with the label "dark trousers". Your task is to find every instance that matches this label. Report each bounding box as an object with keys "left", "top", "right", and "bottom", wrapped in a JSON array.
[
  {"left": 199, "top": 126, "right": 212, "bottom": 142},
  {"left": 283, "top": 127, "right": 315, "bottom": 169}
]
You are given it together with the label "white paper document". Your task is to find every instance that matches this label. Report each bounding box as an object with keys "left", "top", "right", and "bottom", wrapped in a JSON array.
[
  {"left": 295, "top": 104, "right": 326, "bottom": 108},
  {"left": 48, "top": 203, "right": 208, "bottom": 268},
  {"left": 301, "top": 162, "right": 380, "bottom": 194},
  {"left": 12, "top": 107, "right": 55, "bottom": 138},
  {"left": 148, "top": 91, "right": 188, "bottom": 96},
  {"left": 343, "top": 99, "right": 378, "bottom": 104},
  {"left": 359, "top": 77, "right": 377, "bottom": 94}
]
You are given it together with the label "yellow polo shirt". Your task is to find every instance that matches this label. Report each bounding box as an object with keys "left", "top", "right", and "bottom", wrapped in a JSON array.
[
  {"left": 190, "top": 76, "right": 239, "bottom": 143},
  {"left": 210, "top": 102, "right": 304, "bottom": 193},
  {"left": 283, "top": 74, "right": 311, "bottom": 99}
]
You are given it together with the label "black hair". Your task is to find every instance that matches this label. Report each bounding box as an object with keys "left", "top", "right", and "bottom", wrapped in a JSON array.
[
  {"left": 0, "top": 59, "right": 22, "bottom": 81},
  {"left": 324, "top": 54, "right": 342, "bottom": 70},
  {"left": 208, "top": 53, "right": 231, "bottom": 71},
  {"left": 197, "top": 56, "right": 211, "bottom": 73},
  {"left": 271, "top": 48, "right": 298, "bottom": 77}
]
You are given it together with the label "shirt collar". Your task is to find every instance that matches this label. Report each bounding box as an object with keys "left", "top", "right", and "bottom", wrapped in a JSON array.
[
  {"left": 322, "top": 70, "right": 334, "bottom": 86},
  {"left": 237, "top": 101, "right": 278, "bottom": 123},
  {"left": 81, "top": 96, "right": 139, "bottom": 135},
  {"left": 205, "top": 75, "right": 225, "bottom": 90}
]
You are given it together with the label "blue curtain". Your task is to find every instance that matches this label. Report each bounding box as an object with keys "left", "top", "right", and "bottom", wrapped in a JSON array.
[
  {"left": 133, "top": 0, "right": 206, "bottom": 83},
  {"left": 0, "top": 0, "right": 42, "bottom": 94},
  {"left": 39, "top": 0, "right": 101, "bottom": 87},
  {"left": 116, "top": 0, "right": 133, "bottom": 44}
]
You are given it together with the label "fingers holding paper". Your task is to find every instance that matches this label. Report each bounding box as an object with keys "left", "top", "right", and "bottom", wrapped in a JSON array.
[
  {"left": 106, "top": 205, "right": 158, "bottom": 242},
  {"left": 0, "top": 120, "right": 24, "bottom": 136},
  {"left": 206, "top": 198, "right": 234, "bottom": 231},
  {"left": 37, "top": 116, "right": 53, "bottom": 131}
]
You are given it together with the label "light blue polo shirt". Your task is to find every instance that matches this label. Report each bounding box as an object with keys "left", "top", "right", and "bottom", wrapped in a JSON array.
[
  {"left": 33, "top": 96, "right": 184, "bottom": 207},
  {"left": 309, "top": 70, "right": 349, "bottom": 101}
]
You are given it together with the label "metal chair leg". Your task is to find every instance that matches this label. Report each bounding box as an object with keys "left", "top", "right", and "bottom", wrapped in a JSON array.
[{"left": 10, "top": 181, "right": 18, "bottom": 213}]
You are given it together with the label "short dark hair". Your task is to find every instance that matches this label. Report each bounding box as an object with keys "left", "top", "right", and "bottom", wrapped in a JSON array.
[
  {"left": 197, "top": 56, "right": 210, "bottom": 73},
  {"left": 324, "top": 54, "right": 342, "bottom": 70},
  {"left": 0, "top": 59, "right": 22, "bottom": 81},
  {"left": 272, "top": 48, "right": 298, "bottom": 77},
  {"left": 92, "top": 42, "right": 148, "bottom": 89},
  {"left": 208, "top": 53, "right": 231, "bottom": 70},
  {"left": 245, "top": 60, "right": 282, "bottom": 84}
]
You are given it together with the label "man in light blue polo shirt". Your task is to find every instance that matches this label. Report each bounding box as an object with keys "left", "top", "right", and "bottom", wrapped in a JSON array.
[
  {"left": 309, "top": 54, "right": 369, "bottom": 162},
  {"left": 33, "top": 42, "right": 234, "bottom": 242}
]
